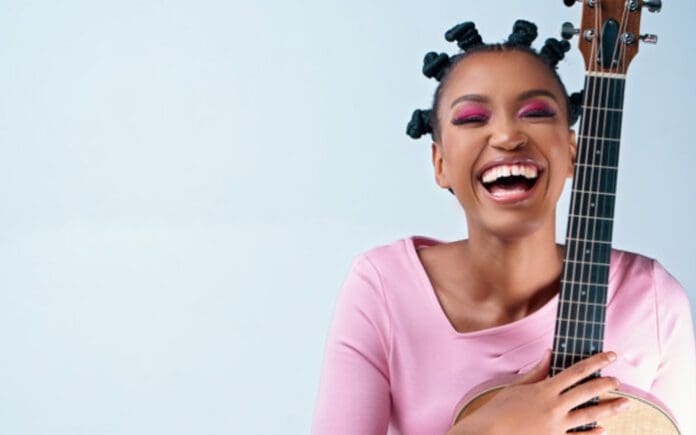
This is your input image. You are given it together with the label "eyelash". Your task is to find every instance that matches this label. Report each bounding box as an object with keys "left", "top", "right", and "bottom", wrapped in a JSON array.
[
  {"left": 452, "top": 114, "right": 489, "bottom": 125},
  {"left": 520, "top": 108, "right": 556, "bottom": 118}
]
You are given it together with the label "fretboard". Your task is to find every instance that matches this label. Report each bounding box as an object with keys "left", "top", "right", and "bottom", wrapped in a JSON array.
[{"left": 551, "top": 74, "right": 626, "bottom": 377}]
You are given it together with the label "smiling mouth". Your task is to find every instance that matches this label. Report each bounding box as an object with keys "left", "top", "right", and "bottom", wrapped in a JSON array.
[{"left": 479, "top": 162, "right": 542, "bottom": 202}]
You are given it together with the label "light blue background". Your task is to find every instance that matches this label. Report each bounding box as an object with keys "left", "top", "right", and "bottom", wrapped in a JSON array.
[{"left": 0, "top": 1, "right": 693, "bottom": 434}]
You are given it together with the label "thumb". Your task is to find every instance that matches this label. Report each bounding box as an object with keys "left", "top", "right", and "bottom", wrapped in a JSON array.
[{"left": 515, "top": 349, "right": 552, "bottom": 385}]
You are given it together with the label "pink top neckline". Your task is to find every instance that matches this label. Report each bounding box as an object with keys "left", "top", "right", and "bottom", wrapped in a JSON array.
[{"left": 406, "top": 234, "right": 577, "bottom": 339}]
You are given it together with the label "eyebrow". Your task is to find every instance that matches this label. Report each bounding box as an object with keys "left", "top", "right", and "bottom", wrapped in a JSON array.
[{"left": 449, "top": 89, "right": 560, "bottom": 109}]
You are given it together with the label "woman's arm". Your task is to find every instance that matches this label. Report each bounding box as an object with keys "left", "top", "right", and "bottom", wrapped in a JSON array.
[{"left": 311, "top": 255, "right": 392, "bottom": 435}]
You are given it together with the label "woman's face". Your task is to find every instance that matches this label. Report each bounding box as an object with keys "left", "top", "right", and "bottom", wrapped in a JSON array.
[{"left": 433, "top": 50, "right": 577, "bottom": 239}]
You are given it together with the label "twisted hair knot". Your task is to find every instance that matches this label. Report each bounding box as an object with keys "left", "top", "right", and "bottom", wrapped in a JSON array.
[
  {"left": 422, "top": 52, "right": 451, "bottom": 81},
  {"left": 507, "top": 20, "right": 538, "bottom": 47},
  {"left": 406, "top": 109, "right": 433, "bottom": 139},
  {"left": 540, "top": 38, "right": 571, "bottom": 67},
  {"left": 568, "top": 90, "right": 584, "bottom": 126},
  {"left": 445, "top": 22, "right": 484, "bottom": 51}
]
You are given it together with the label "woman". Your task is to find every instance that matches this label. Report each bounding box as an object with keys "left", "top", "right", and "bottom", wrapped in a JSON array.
[{"left": 312, "top": 20, "right": 696, "bottom": 435}]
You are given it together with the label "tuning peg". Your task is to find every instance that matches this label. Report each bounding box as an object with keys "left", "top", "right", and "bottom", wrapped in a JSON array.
[
  {"left": 561, "top": 22, "right": 580, "bottom": 40},
  {"left": 640, "top": 33, "right": 658, "bottom": 44},
  {"left": 643, "top": 0, "right": 662, "bottom": 12},
  {"left": 563, "top": 0, "right": 578, "bottom": 6}
]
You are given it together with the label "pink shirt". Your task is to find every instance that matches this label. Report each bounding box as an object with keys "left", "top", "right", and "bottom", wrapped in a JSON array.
[{"left": 312, "top": 236, "right": 696, "bottom": 435}]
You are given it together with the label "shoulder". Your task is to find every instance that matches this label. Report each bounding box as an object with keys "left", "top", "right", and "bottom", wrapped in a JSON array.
[
  {"left": 351, "top": 235, "right": 439, "bottom": 278},
  {"left": 609, "top": 248, "right": 691, "bottom": 314}
]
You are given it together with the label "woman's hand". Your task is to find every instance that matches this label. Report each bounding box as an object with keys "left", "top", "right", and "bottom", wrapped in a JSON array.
[{"left": 448, "top": 350, "right": 630, "bottom": 435}]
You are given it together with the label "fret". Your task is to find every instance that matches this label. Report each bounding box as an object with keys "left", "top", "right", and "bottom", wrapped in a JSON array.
[
  {"left": 566, "top": 242, "right": 612, "bottom": 261},
  {"left": 580, "top": 111, "right": 623, "bottom": 139},
  {"left": 557, "top": 317, "right": 606, "bottom": 325},
  {"left": 575, "top": 162, "right": 618, "bottom": 170},
  {"left": 558, "top": 300, "right": 607, "bottom": 314},
  {"left": 569, "top": 191, "right": 616, "bottom": 219},
  {"left": 567, "top": 217, "right": 614, "bottom": 242},
  {"left": 574, "top": 165, "right": 619, "bottom": 194},
  {"left": 582, "top": 106, "right": 623, "bottom": 112},
  {"left": 561, "top": 262, "right": 610, "bottom": 274},
  {"left": 559, "top": 294, "right": 607, "bottom": 311},
  {"left": 580, "top": 142, "right": 621, "bottom": 169},
  {"left": 554, "top": 336, "right": 603, "bottom": 347},
  {"left": 561, "top": 278, "right": 610, "bottom": 286},
  {"left": 572, "top": 189, "right": 615, "bottom": 196},
  {"left": 584, "top": 80, "right": 626, "bottom": 100},
  {"left": 569, "top": 214, "right": 612, "bottom": 221},
  {"left": 584, "top": 76, "right": 626, "bottom": 109},
  {"left": 577, "top": 135, "right": 621, "bottom": 143},
  {"left": 563, "top": 259, "right": 611, "bottom": 266},
  {"left": 556, "top": 300, "right": 606, "bottom": 307},
  {"left": 566, "top": 237, "right": 611, "bottom": 245}
]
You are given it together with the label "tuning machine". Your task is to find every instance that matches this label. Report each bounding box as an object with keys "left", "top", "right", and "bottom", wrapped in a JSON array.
[
  {"left": 561, "top": 22, "right": 580, "bottom": 40},
  {"left": 640, "top": 33, "right": 659, "bottom": 44},
  {"left": 643, "top": 0, "right": 662, "bottom": 13}
]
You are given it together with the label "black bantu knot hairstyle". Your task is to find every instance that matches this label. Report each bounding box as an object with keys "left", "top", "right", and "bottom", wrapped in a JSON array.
[
  {"left": 406, "top": 109, "right": 433, "bottom": 139},
  {"left": 422, "top": 52, "right": 451, "bottom": 81},
  {"left": 407, "top": 18, "right": 580, "bottom": 152},
  {"left": 568, "top": 90, "right": 584, "bottom": 126},
  {"left": 507, "top": 20, "right": 538, "bottom": 47},
  {"left": 539, "top": 37, "right": 571, "bottom": 67},
  {"left": 445, "top": 21, "right": 483, "bottom": 51}
]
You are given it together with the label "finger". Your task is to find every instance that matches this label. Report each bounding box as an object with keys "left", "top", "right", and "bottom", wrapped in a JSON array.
[
  {"left": 565, "top": 397, "right": 631, "bottom": 430},
  {"left": 559, "top": 376, "right": 620, "bottom": 409},
  {"left": 515, "top": 349, "right": 551, "bottom": 385},
  {"left": 549, "top": 351, "right": 616, "bottom": 392}
]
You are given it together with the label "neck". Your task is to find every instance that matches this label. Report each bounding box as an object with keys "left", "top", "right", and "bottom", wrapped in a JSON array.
[{"left": 461, "top": 216, "right": 563, "bottom": 313}]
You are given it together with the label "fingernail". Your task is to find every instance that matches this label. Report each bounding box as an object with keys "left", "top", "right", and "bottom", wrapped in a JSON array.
[
  {"left": 607, "top": 351, "right": 617, "bottom": 362},
  {"left": 612, "top": 377, "right": 620, "bottom": 389}
]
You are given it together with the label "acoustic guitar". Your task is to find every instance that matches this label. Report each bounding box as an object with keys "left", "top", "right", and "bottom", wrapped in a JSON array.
[{"left": 451, "top": 0, "right": 681, "bottom": 433}]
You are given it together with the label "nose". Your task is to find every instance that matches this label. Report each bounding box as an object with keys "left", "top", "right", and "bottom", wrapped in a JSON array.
[{"left": 488, "top": 119, "right": 527, "bottom": 151}]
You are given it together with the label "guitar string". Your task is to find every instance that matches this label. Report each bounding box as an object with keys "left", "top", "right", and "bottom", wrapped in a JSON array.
[
  {"left": 567, "top": 2, "right": 629, "bottom": 371},
  {"left": 553, "top": 3, "right": 599, "bottom": 375},
  {"left": 586, "top": 0, "right": 630, "bottom": 365},
  {"left": 567, "top": 4, "right": 602, "bottom": 372},
  {"left": 594, "top": 3, "right": 630, "bottom": 370},
  {"left": 564, "top": 8, "right": 605, "bottom": 431},
  {"left": 554, "top": 29, "right": 590, "bottom": 376}
]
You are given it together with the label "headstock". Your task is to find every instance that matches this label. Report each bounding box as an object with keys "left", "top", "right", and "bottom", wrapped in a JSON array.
[{"left": 561, "top": 0, "right": 661, "bottom": 74}]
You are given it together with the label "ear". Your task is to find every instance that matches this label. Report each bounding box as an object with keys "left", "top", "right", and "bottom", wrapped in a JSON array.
[
  {"left": 432, "top": 142, "right": 451, "bottom": 189},
  {"left": 566, "top": 130, "right": 577, "bottom": 178}
]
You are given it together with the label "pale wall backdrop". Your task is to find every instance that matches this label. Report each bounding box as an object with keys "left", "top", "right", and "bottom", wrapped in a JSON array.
[{"left": 0, "top": 1, "right": 694, "bottom": 434}]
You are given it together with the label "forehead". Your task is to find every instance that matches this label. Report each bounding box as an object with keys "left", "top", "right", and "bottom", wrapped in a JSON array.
[{"left": 440, "top": 50, "right": 565, "bottom": 106}]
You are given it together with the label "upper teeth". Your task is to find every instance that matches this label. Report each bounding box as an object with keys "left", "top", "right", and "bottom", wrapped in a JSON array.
[{"left": 481, "top": 164, "right": 539, "bottom": 184}]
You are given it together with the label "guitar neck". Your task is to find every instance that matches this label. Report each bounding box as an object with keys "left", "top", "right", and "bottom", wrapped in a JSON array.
[{"left": 550, "top": 74, "right": 626, "bottom": 377}]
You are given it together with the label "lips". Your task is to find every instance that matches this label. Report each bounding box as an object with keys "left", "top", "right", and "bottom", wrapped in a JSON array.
[{"left": 476, "top": 158, "right": 544, "bottom": 204}]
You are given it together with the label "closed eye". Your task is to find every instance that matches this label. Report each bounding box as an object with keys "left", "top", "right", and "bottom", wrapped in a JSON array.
[
  {"left": 452, "top": 107, "right": 491, "bottom": 125},
  {"left": 452, "top": 115, "right": 489, "bottom": 125},
  {"left": 521, "top": 108, "right": 556, "bottom": 118},
  {"left": 519, "top": 102, "right": 556, "bottom": 119}
]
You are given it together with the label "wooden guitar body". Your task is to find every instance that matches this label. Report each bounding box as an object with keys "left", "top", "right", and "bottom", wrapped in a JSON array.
[{"left": 452, "top": 379, "right": 681, "bottom": 434}]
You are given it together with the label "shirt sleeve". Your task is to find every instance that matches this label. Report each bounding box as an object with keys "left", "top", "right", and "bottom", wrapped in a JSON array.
[
  {"left": 649, "top": 260, "right": 696, "bottom": 435},
  {"left": 311, "top": 254, "right": 392, "bottom": 435}
]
